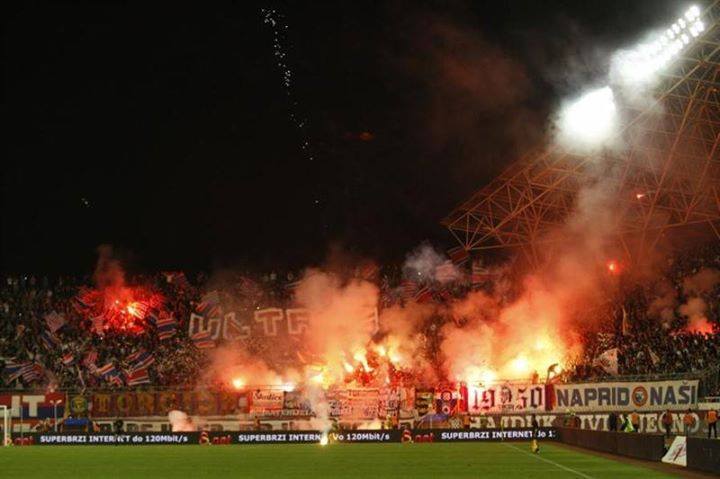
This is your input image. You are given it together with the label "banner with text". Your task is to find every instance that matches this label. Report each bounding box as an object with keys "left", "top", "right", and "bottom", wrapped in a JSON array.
[
  {"left": 188, "top": 307, "right": 378, "bottom": 341},
  {"left": 552, "top": 380, "right": 699, "bottom": 412}
]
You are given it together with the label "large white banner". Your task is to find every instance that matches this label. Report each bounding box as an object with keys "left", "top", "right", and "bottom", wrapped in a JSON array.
[
  {"left": 466, "top": 383, "right": 547, "bottom": 414},
  {"left": 554, "top": 380, "right": 699, "bottom": 412}
]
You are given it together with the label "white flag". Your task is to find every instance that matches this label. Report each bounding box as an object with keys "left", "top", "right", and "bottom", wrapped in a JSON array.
[{"left": 593, "top": 348, "right": 619, "bottom": 375}]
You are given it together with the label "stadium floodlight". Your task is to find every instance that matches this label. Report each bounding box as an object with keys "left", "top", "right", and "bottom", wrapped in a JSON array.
[
  {"left": 611, "top": 5, "right": 707, "bottom": 86},
  {"left": 558, "top": 86, "right": 617, "bottom": 149},
  {"left": 685, "top": 5, "right": 701, "bottom": 20}
]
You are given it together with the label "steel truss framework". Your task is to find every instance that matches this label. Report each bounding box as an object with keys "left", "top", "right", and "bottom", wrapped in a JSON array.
[{"left": 443, "top": 1, "right": 720, "bottom": 267}]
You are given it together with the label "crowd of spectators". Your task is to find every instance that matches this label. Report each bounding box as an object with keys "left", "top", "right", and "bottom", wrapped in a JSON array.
[
  {"left": 569, "top": 243, "right": 720, "bottom": 391},
  {"left": 1, "top": 243, "right": 719, "bottom": 392}
]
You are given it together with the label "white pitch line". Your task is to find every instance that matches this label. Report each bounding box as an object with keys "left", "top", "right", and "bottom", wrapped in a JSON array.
[{"left": 503, "top": 443, "right": 595, "bottom": 479}]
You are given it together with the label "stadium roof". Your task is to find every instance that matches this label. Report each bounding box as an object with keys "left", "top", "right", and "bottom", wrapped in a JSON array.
[{"left": 442, "top": 1, "right": 720, "bottom": 266}]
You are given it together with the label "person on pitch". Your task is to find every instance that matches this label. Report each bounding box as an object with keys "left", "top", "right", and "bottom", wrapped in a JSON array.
[
  {"left": 683, "top": 409, "right": 695, "bottom": 436},
  {"left": 630, "top": 410, "right": 640, "bottom": 432},
  {"left": 661, "top": 409, "right": 673, "bottom": 437},
  {"left": 706, "top": 408, "right": 717, "bottom": 439},
  {"left": 608, "top": 411, "right": 618, "bottom": 432},
  {"left": 530, "top": 414, "right": 540, "bottom": 454}
]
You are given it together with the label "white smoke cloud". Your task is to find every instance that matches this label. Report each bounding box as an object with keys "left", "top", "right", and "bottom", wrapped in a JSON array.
[{"left": 403, "top": 243, "right": 462, "bottom": 284}]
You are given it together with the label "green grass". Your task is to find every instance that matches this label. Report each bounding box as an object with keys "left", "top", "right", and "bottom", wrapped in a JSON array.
[{"left": 0, "top": 442, "right": 677, "bottom": 478}]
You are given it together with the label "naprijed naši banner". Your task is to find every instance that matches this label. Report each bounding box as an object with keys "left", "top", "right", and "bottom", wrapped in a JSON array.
[{"left": 552, "top": 380, "right": 699, "bottom": 412}]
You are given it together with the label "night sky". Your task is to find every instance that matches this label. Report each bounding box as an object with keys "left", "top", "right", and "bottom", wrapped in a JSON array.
[{"left": 3, "top": 0, "right": 686, "bottom": 274}]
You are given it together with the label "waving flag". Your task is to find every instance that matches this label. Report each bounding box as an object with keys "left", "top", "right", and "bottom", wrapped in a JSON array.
[
  {"left": 96, "top": 362, "right": 118, "bottom": 377},
  {"left": 191, "top": 330, "right": 215, "bottom": 349},
  {"left": 127, "top": 351, "right": 155, "bottom": 372},
  {"left": 3, "top": 360, "right": 31, "bottom": 383},
  {"left": 39, "top": 331, "right": 59, "bottom": 350},
  {"left": 126, "top": 368, "right": 151, "bottom": 386},
  {"left": 156, "top": 314, "right": 178, "bottom": 340},
  {"left": 197, "top": 291, "right": 221, "bottom": 317},
  {"left": 108, "top": 371, "right": 124, "bottom": 387},
  {"left": 97, "top": 362, "right": 124, "bottom": 386},
  {"left": 72, "top": 292, "right": 91, "bottom": 311},
  {"left": 83, "top": 350, "right": 98, "bottom": 373},
  {"left": 22, "top": 363, "right": 44, "bottom": 383},
  {"left": 400, "top": 280, "right": 418, "bottom": 301},
  {"left": 357, "top": 263, "right": 379, "bottom": 280},
  {"left": 414, "top": 286, "right": 434, "bottom": 304},
  {"left": 62, "top": 352, "right": 75, "bottom": 367},
  {"left": 593, "top": 348, "right": 619, "bottom": 375},
  {"left": 471, "top": 261, "right": 491, "bottom": 286},
  {"left": 91, "top": 315, "right": 105, "bottom": 334},
  {"left": 44, "top": 311, "right": 66, "bottom": 333}
]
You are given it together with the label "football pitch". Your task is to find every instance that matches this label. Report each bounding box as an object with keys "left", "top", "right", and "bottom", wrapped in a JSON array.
[{"left": 0, "top": 442, "right": 680, "bottom": 478}]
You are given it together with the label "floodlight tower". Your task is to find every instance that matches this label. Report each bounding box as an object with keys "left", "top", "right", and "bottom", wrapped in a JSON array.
[{"left": 442, "top": 2, "right": 720, "bottom": 270}]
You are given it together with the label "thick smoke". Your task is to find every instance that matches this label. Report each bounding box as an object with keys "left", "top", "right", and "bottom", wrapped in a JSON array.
[
  {"left": 682, "top": 268, "right": 720, "bottom": 296},
  {"left": 679, "top": 268, "right": 720, "bottom": 333},
  {"left": 93, "top": 245, "right": 125, "bottom": 288},
  {"left": 168, "top": 410, "right": 196, "bottom": 432},
  {"left": 404, "top": 243, "right": 462, "bottom": 284},
  {"left": 647, "top": 280, "right": 678, "bottom": 327},
  {"left": 294, "top": 269, "right": 379, "bottom": 379},
  {"left": 192, "top": 6, "right": 711, "bottom": 392},
  {"left": 203, "top": 346, "right": 297, "bottom": 389}
]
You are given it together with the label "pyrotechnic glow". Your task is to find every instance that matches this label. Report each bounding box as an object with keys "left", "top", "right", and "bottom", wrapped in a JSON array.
[
  {"left": 607, "top": 260, "right": 620, "bottom": 275},
  {"left": 353, "top": 349, "right": 371, "bottom": 371},
  {"left": 510, "top": 354, "right": 530, "bottom": 375},
  {"left": 534, "top": 337, "right": 551, "bottom": 351},
  {"left": 281, "top": 383, "right": 295, "bottom": 392},
  {"left": 231, "top": 378, "right": 245, "bottom": 390},
  {"left": 319, "top": 433, "right": 329, "bottom": 446},
  {"left": 125, "top": 302, "right": 143, "bottom": 318},
  {"left": 75, "top": 285, "right": 164, "bottom": 334},
  {"left": 558, "top": 87, "right": 617, "bottom": 149},
  {"left": 458, "top": 365, "right": 498, "bottom": 386},
  {"left": 309, "top": 368, "right": 334, "bottom": 389},
  {"left": 388, "top": 352, "right": 402, "bottom": 365},
  {"left": 687, "top": 317, "right": 714, "bottom": 334},
  {"left": 480, "top": 369, "right": 497, "bottom": 385}
]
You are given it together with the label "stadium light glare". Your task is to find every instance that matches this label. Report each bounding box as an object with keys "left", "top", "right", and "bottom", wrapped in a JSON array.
[
  {"left": 686, "top": 5, "right": 700, "bottom": 20},
  {"left": 558, "top": 86, "right": 617, "bottom": 148},
  {"left": 610, "top": 4, "right": 707, "bottom": 88}
]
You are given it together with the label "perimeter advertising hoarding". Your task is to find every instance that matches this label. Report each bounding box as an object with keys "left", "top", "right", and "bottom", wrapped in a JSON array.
[
  {"left": 552, "top": 380, "right": 699, "bottom": 412},
  {"left": 17, "top": 428, "right": 555, "bottom": 445}
]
